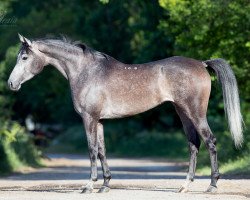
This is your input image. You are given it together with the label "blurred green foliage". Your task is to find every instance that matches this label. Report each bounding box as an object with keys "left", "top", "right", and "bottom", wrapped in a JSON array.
[
  {"left": 0, "top": 121, "right": 42, "bottom": 173},
  {"left": 0, "top": 0, "right": 249, "bottom": 173},
  {"left": 159, "top": 0, "right": 250, "bottom": 97},
  {"left": 48, "top": 123, "right": 189, "bottom": 159}
]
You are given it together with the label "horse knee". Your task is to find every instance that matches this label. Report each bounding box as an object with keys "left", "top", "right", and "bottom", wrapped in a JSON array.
[{"left": 212, "top": 171, "right": 220, "bottom": 180}]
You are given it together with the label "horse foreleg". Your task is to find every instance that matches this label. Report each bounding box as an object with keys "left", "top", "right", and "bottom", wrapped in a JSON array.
[
  {"left": 97, "top": 122, "right": 111, "bottom": 193},
  {"left": 81, "top": 113, "right": 99, "bottom": 194}
]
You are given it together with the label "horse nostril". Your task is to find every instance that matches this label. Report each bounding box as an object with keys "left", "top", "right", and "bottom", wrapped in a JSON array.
[{"left": 9, "top": 81, "right": 13, "bottom": 88}]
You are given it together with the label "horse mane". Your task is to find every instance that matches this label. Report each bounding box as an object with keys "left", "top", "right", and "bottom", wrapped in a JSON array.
[{"left": 33, "top": 35, "right": 109, "bottom": 60}]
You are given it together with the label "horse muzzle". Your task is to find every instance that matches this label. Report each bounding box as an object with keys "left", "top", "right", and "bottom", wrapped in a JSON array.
[{"left": 8, "top": 79, "right": 21, "bottom": 91}]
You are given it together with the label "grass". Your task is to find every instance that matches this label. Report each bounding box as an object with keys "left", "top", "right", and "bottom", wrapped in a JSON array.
[{"left": 198, "top": 156, "right": 250, "bottom": 176}]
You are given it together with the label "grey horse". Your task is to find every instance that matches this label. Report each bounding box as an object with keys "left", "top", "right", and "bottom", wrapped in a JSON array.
[{"left": 8, "top": 34, "right": 243, "bottom": 194}]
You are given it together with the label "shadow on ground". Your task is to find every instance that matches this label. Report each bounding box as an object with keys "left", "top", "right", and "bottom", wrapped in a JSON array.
[{"left": 2, "top": 154, "right": 249, "bottom": 181}]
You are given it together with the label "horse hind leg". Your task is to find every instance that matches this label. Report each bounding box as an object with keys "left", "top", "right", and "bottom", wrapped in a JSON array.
[
  {"left": 174, "top": 101, "right": 220, "bottom": 193},
  {"left": 175, "top": 105, "right": 201, "bottom": 193},
  {"left": 193, "top": 118, "right": 219, "bottom": 192},
  {"left": 189, "top": 124, "right": 219, "bottom": 193}
]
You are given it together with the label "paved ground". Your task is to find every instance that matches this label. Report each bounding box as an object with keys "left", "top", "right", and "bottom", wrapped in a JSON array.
[{"left": 0, "top": 154, "right": 249, "bottom": 200}]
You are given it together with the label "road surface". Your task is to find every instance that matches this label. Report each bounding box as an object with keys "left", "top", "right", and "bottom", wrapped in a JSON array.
[{"left": 0, "top": 154, "right": 249, "bottom": 200}]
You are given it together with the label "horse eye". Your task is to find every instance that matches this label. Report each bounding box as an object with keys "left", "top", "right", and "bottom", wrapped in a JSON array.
[{"left": 22, "top": 56, "right": 28, "bottom": 60}]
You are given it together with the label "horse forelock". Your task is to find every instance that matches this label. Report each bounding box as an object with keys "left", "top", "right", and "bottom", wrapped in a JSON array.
[{"left": 18, "top": 42, "right": 30, "bottom": 55}]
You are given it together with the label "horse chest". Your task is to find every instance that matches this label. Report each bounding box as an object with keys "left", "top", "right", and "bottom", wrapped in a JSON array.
[{"left": 71, "top": 85, "right": 104, "bottom": 116}]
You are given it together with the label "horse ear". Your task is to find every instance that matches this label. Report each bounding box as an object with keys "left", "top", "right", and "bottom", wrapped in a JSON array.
[
  {"left": 18, "top": 33, "right": 25, "bottom": 43},
  {"left": 23, "top": 36, "right": 32, "bottom": 46},
  {"left": 18, "top": 33, "right": 32, "bottom": 47}
]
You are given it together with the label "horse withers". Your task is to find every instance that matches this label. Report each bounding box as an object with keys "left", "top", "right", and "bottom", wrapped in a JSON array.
[{"left": 8, "top": 34, "right": 243, "bottom": 193}]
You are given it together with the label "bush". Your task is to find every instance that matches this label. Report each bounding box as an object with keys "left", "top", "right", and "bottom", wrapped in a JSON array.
[{"left": 0, "top": 121, "right": 42, "bottom": 174}]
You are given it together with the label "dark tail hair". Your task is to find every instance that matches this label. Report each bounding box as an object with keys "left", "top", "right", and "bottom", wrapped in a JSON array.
[{"left": 204, "top": 58, "right": 243, "bottom": 148}]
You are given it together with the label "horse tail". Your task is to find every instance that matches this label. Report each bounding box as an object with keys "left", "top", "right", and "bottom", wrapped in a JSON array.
[{"left": 204, "top": 58, "right": 244, "bottom": 148}]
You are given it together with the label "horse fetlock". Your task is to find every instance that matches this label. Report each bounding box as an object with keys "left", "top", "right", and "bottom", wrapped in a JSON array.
[
  {"left": 187, "top": 173, "right": 195, "bottom": 181},
  {"left": 104, "top": 174, "right": 111, "bottom": 180},
  {"left": 91, "top": 177, "right": 98, "bottom": 182},
  {"left": 212, "top": 172, "right": 220, "bottom": 179}
]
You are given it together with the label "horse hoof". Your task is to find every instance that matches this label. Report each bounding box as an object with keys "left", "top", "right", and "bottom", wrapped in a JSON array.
[
  {"left": 98, "top": 186, "right": 110, "bottom": 193},
  {"left": 177, "top": 186, "right": 188, "bottom": 193},
  {"left": 205, "top": 185, "right": 217, "bottom": 193},
  {"left": 81, "top": 187, "right": 93, "bottom": 194}
]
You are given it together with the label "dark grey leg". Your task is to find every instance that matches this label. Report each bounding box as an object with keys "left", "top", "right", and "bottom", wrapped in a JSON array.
[
  {"left": 178, "top": 140, "right": 200, "bottom": 192},
  {"left": 191, "top": 119, "right": 220, "bottom": 193},
  {"left": 187, "top": 141, "right": 200, "bottom": 182},
  {"left": 81, "top": 113, "right": 99, "bottom": 194},
  {"left": 175, "top": 106, "right": 201, "bottom": 192},
  {"left": 204, "top": 134, "right": 220, "bottom": 192},
  {"left": 174, "top": 102, "right": 219, "bottom": 193},
  {"left": 97, "top": 122, "right": 111, "bottom": 193}
]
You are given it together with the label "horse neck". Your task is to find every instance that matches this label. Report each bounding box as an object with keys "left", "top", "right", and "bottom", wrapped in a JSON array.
[{"left": 37, "top": 41, "right": 82, "bottom": 80}]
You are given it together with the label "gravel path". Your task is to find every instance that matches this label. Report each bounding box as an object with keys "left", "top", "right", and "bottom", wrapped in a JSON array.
[{"left": 0, "top": 154, "right": 249, "bottom": 200}]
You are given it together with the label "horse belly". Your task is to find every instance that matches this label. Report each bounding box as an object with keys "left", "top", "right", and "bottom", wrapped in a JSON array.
[{"left": 100, "top": 85, "right": 171, "bottom": 119}]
